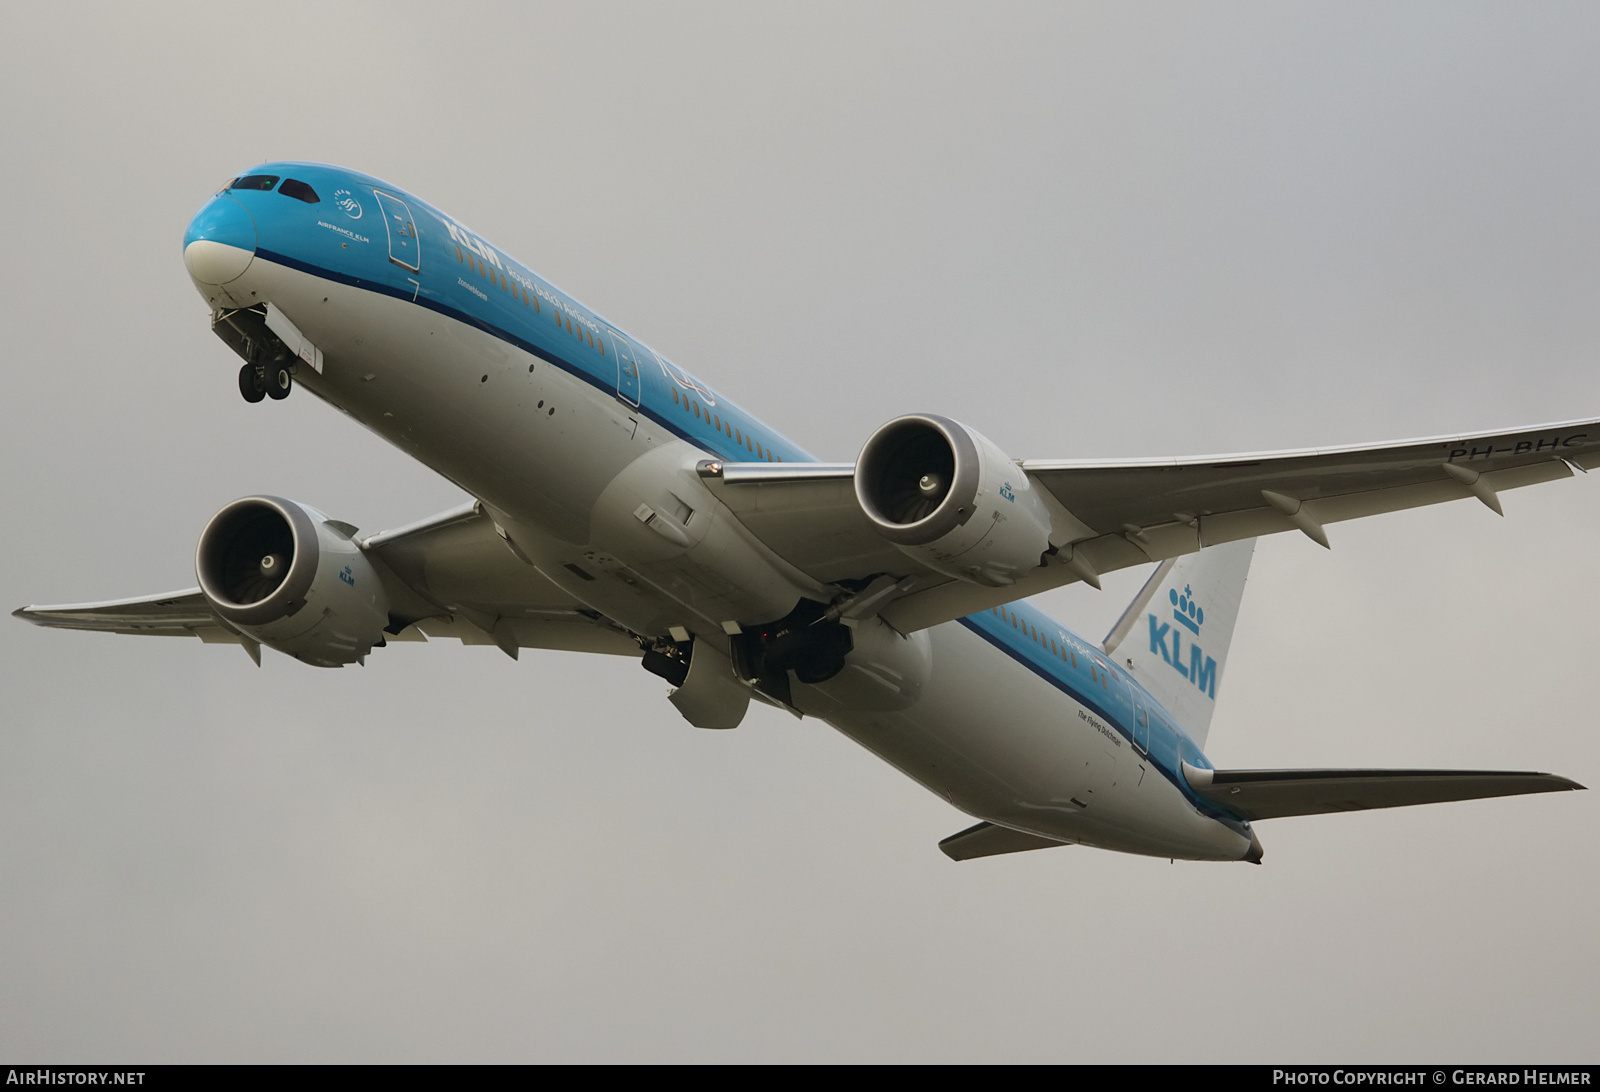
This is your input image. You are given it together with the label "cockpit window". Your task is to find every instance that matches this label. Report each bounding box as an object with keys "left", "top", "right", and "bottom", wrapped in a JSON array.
[
  {"left": 278, "top": 178, "right": 320, "bottom": 204},
  {"left": 231, "top": 174, "right": 279, "bottom": 191}
]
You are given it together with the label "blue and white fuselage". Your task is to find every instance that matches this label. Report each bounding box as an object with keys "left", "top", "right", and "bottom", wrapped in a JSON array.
[
  {"left": 182, "top": 162, "right": 1252, "bottom": 861},
  {"left": 33, "top": 159, "right": 1587, "bottom": 864}
]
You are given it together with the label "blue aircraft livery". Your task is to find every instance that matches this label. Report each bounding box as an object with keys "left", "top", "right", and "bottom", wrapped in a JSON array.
[{"left": 13, "top": 161, "right": 1587, "bottom": 865}]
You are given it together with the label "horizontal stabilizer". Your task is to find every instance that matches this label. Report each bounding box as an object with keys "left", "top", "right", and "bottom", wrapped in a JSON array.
[
  {"left": 939, "top": 821, "right": 1072, "bottom": 861},
  {"left": 1183, "top": 762, "right": 1584, "bottom": 821}
]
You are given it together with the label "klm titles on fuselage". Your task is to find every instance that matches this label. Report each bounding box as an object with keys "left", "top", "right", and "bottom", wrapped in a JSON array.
[
  {"left": 443, "top": 219, "right": 504, "bottom": 270},
  {"left": 443, "top": 219, "right": 600, "bottom": 335},
  {"left": 1147, "top": 585, "right": 1218, "bottom": 699}
]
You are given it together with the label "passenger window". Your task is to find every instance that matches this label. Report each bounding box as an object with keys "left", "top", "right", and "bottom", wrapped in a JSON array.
[
  {"left": 279, "top": 178, "right": 319, "bottom": 203},
  {"left": 231, "top": 174, "right": 279, "bottom": 191}
]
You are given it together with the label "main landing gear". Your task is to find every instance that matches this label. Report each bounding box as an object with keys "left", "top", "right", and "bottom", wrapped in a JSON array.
[{"left": 238, "top": 359, "right": 292, "bottom": 403}]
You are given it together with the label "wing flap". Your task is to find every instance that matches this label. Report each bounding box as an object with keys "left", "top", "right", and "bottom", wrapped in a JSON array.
[
  {"left": 1182, "top": 762, "right": 1585, "bottom": 821},
  {"left": 13, "top": 589, "right": 236, "bottom": 640},
  {"left": 413, "top": 613, "right": 638, "bottom": 656}
]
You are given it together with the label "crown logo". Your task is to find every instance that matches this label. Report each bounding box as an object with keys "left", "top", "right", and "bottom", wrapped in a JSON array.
[{"left": 1170, "top": 585, "right": 1203, "bottom": 635}]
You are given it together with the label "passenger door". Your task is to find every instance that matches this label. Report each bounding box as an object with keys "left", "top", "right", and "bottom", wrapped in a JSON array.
[
  {"left": 373, "top": 191, "right": 421, "bottom": 272},
  {"left": 606, "top": 326, "right": 642, "bottom": 407}
]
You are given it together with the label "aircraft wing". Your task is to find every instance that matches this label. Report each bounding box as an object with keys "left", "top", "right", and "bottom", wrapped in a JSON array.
[
  {"left": 14, "top": 501, "right": 638, "bottom": 661},
  {"left": 13, "top": 589, "right": 240, "bottom": 642},
  {"left": 1182, "top": 763, "right": 1585, "bottom": 821},
  {"left": 703, "top": 416, "right": 1600, "bottom": 632},
  {"left": 360, "top": 501, "right": 638, "bottom": 657}
]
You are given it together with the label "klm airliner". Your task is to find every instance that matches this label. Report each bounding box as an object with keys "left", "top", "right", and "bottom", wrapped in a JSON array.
[{"left": 16, "top": 163, "right": 1587, "bottom": 863}]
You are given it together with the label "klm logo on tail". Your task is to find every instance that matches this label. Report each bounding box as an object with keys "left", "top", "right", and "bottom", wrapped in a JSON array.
[{"left": 1147, "top": 585, "right": 1217, "bottom": 698}]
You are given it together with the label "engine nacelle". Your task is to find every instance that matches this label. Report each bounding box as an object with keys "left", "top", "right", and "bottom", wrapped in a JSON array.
[
  {"left": 855, "top": 414, "right": 1052, "bottom": 587},
  {"left": 196, "top": 496, "right": 390, "bottom": 667}
]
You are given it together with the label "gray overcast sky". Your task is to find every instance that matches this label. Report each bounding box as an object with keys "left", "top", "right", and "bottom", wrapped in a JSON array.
[{"left": 2, "top": 2, "right": 1597, "bottom": 1062}]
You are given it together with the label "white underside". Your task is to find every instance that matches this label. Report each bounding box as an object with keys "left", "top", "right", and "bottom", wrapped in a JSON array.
[{"left": 210, "top": 256, "right": 1250, "bottom": 862}]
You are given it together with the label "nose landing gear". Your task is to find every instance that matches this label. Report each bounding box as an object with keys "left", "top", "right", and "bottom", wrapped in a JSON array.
[{"left": 215, "top": 306, "right": 295, "bottom": 404}]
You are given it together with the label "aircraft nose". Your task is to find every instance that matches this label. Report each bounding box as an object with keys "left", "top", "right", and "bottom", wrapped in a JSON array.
[{"left": 183, "top": 196, "right": 256, "bottom": 284}]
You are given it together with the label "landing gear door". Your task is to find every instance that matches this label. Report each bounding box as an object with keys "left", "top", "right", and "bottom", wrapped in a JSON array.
[
  {"left": 373, "top": 191, "right": 421, "bottom": 273},
  {"left": 607, "top": 326, "right": 642, "bottom": 407}
]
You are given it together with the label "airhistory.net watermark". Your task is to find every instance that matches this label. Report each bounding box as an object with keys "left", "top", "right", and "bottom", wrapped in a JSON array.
[{"left": 5, "top": 1072, "right": 145, "bottom": 1086}]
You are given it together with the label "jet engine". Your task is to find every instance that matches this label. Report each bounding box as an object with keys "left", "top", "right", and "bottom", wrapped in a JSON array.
[
  {"left": 855, "top": 414, "right": 1053, "bottom": 587},
  {"left": 196, "top": 496, "right": 389, "bottom": 666}
]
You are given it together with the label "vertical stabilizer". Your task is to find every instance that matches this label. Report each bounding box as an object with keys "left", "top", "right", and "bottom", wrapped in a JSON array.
[{"left": 1102, "top": 540, "right": 1255, "bottom": 749}]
